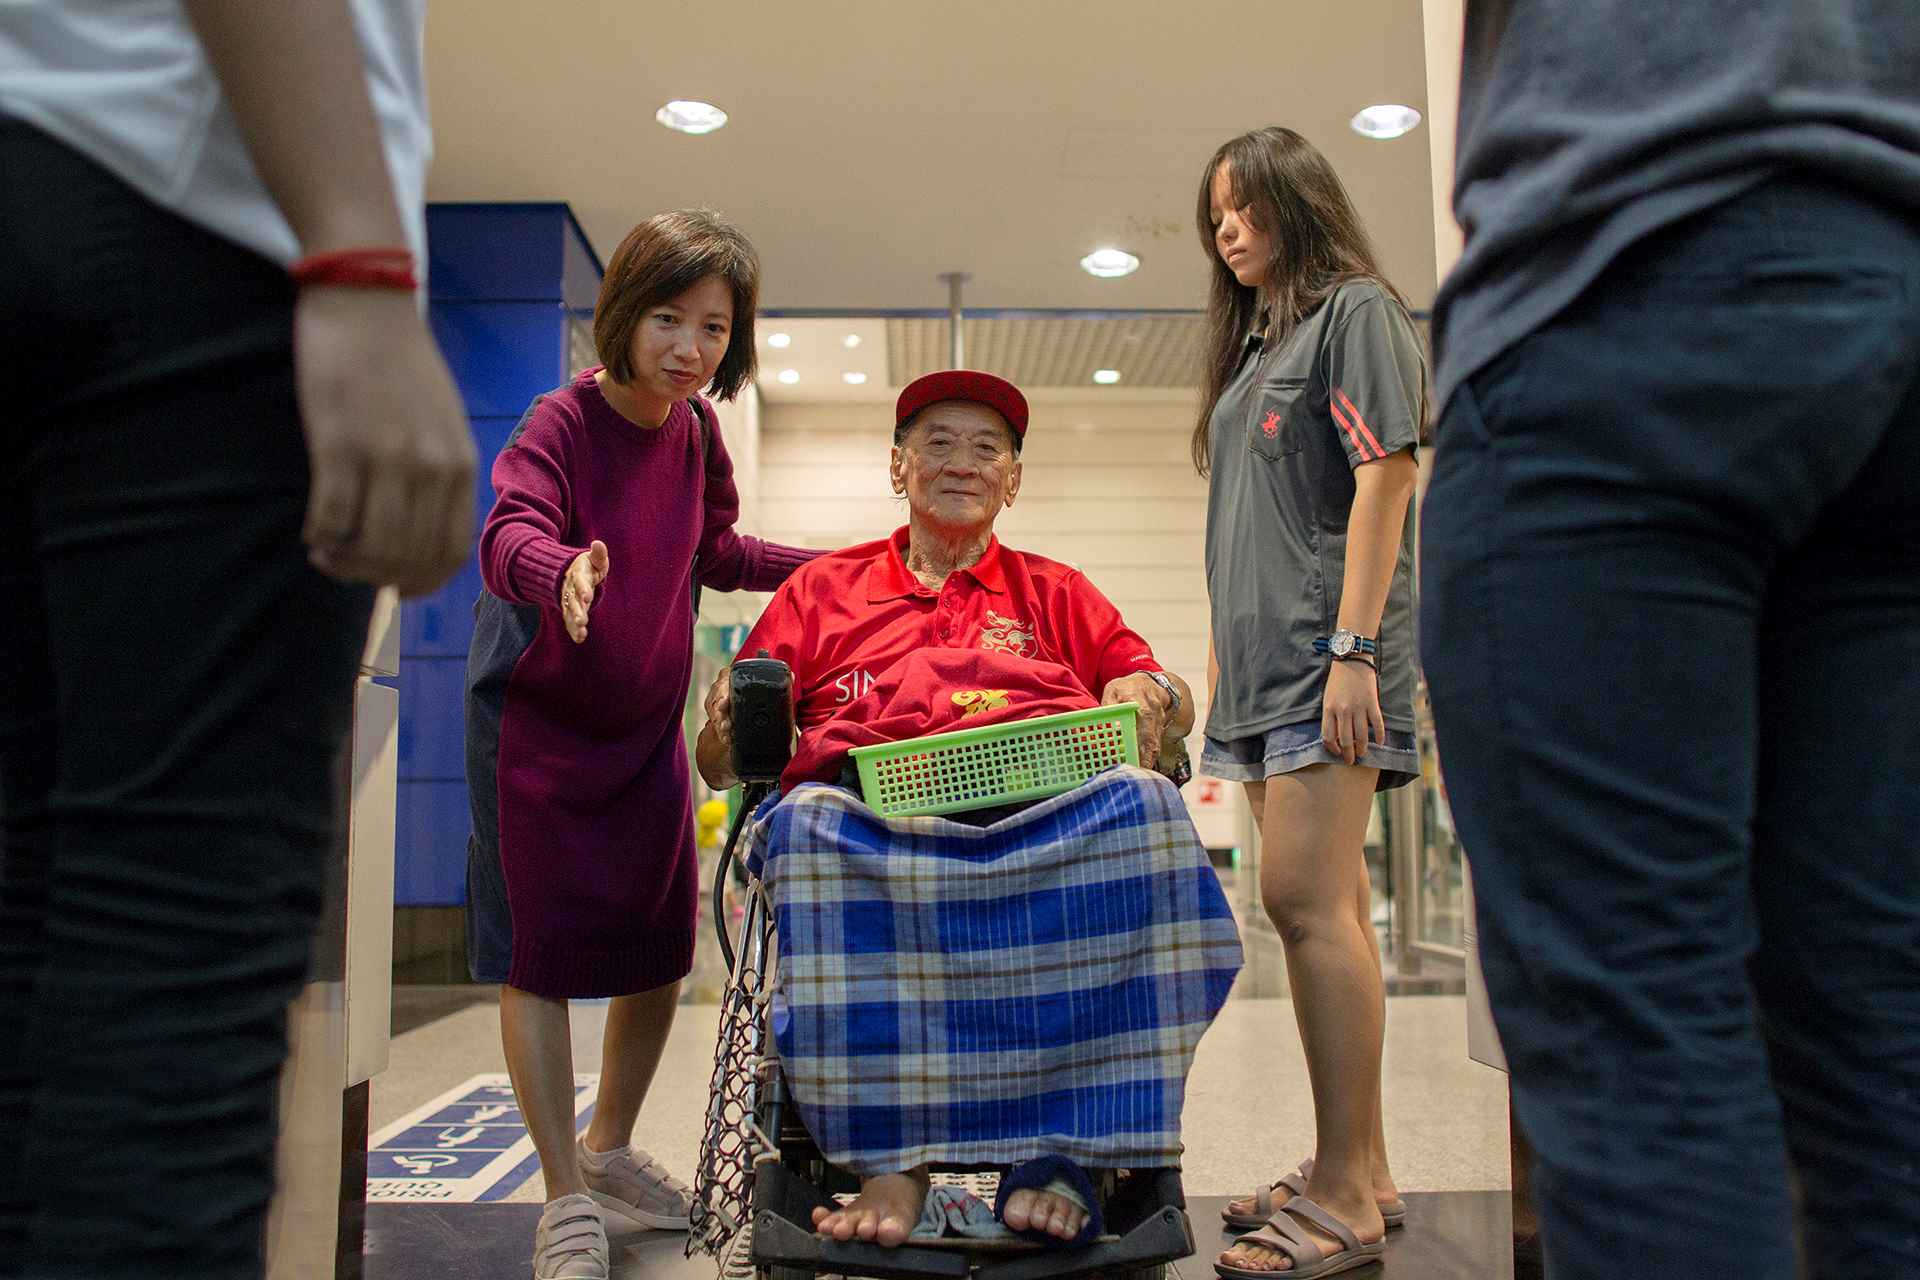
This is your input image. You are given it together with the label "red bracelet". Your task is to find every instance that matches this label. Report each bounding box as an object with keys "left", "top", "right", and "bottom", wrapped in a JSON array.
[{"left": 289, "top": 246, "right": 419, "bottom": 290}]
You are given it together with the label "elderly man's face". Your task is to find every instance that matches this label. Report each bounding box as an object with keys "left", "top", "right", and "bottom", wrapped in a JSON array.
[{"left": 890, "top": 401, "right": 1022, "bottom": 532}]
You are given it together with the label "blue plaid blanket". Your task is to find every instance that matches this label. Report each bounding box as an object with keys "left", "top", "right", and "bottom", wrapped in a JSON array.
[{"left": 746, "top": 766, "right": 1243, "bottom": 1177}]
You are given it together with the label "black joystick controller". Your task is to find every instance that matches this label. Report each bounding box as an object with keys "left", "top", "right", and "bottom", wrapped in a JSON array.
[{"left": 729, "top": 650, "right": 793, "bottom": 783}]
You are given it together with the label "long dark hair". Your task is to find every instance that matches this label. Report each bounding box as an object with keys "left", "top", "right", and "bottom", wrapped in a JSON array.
[{"left": 1190, "top": 128, "right": 1410, "bottom": 476}]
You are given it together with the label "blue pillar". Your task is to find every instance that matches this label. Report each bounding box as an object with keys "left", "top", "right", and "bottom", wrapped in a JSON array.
[{"left": 396, "top": 203, "right": 602, "bottom": 906}]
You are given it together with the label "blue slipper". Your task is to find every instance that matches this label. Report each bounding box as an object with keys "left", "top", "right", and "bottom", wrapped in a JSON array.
[{"left": 992, "top": 1155, "right": 1103, "bottom": 1248}]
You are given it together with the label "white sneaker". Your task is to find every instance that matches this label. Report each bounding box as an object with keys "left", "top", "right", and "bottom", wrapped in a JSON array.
[
  {"left": 578, "top": 1137, "right": 694, "bottom": 1231},
  {"left": 533, "top": 1192, "right": 608, "bottom": 1279}
]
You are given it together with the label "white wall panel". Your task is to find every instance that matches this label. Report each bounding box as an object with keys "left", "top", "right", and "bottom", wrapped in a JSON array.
[{"left": 698, "top": 385, "right": 769, "bottom": 628}]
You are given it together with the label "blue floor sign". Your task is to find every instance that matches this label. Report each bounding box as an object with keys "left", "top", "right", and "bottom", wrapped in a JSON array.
[{"left": 368, "top": 1074, "right": 596, "bottom": 1202}]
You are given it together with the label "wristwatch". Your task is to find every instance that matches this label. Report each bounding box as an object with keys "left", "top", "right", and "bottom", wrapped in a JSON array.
[
  {"left": 1144, "top": 670, "right": 1182, "bottom": 715},
  {"left": 1313, "top": 629, "right": 1378, "bottom": 659}
]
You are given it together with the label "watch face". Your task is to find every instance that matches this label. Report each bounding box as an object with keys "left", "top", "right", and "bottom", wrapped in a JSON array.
[{"left": 1329, "top": 631, "right": 1356, "bottom": 657}]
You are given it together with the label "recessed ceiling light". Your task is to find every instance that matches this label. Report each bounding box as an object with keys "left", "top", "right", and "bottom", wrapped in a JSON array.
[
  {"left": 1080, "top": 248, "right": 1140, "bottom": 279},
  {"left": 777, "top": 369, "right": 800, "bottom": 385},
  {"left": 655, "top": 100, "right": 728, "bottom": 135},
  {"left": 767, "top": 332, "right": 791, "bottom": 349},
  {"left": 1350, "top": 104, "right": 1422, "bottom": 140},
  {"left": 842, "top": 335, "right": 863, "bottom": 350},
  {"left": 1092, "top": 369, "right": 1122, "bottom": 385},
  {"left": 842, "top": 372, "right": 868, "bottom": 385}
]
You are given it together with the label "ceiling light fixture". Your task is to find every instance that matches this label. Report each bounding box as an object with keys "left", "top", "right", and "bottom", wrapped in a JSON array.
[
  {"left": 767, "top": 332, "right": 792, "bottom": 349},
  {"left": 1350, "top": 104, "right": 1422, "bottom": 140},
  {"left": 1092, "top": 369, "right": 1122, "bottom": 385},
  {"left": 843, "top": 335, "right": 863, "bottom": 349},
  {"left": 1079, "top": 248, "right": 1140, "bottom": 279},
  {"left": 777, "top": 369, "right": 800, "bottom": 385},
  {"left": 842, "top": 372, "right": 868, "bottom": 385},
  {"left": 655, "top": 100, "right": 728, "bottom": 135}
]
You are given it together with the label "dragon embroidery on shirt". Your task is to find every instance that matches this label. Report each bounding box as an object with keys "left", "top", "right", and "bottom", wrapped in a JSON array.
[
  {"left": 952, "top": 690, "right": 1012, "bottom": 718},
  {"left": 978, "top": 609, "right": 1036, "bottom": 657}
]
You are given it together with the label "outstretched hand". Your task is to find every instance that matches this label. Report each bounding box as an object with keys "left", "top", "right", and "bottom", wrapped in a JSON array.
[{"left": 561, "top": 540, "right": 609, "bottom": 643}]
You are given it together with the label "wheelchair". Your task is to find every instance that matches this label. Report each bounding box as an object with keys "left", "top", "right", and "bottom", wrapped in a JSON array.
[{"left": 687, "top": 658, "right": 1196, "bottom": 1280}]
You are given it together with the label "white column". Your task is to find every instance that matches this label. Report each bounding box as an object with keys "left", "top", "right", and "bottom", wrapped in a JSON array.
[
  {"left": 265, "top": 590, "right": 400, "bottom": 1276},
  {"left": 1422, "top": 0, "right": 1466, "bottom": 283}
]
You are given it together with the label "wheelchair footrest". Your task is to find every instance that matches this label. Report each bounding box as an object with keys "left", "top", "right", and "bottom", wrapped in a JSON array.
[
  {"left": 752, "top": 1163, "right": 969, "bottom": 1280},
  {"left": 977, "top": 1169, "right": 1193, "bottom": 1280},
  {"left": 749, "top": 1162, "right": 1194, "bottom": 1280}
]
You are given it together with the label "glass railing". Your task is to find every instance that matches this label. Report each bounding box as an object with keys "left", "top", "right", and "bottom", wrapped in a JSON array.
[{"left": 1411, "top": 681, "right": 1466, "bottom": 957}]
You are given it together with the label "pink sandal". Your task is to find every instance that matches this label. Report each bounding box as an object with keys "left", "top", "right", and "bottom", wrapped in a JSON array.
[
  {"left": 1215, "top": 1196, "right": 1386, "bottom": 1280},
  {"left": 1221, "top": 1158, "right": 1405, "bottom": 1232}
]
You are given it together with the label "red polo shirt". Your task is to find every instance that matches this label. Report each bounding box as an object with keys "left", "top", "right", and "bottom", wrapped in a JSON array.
[{"left": 737, "top": 526, "right": 1162, "bottom": 735}]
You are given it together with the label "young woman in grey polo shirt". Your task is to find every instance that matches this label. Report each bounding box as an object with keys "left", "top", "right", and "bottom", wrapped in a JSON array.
[{"left": 1194, "top": 127, "right": 1428, "bottom": 1280}]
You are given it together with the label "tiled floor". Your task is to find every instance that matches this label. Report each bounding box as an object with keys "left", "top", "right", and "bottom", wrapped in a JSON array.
[
  {"left": 363, "top": 1192, "right": 1516, "bottom": 1280},
  {"left": 372, "top": 994, "right": 1511, "bottom": 1209},
  {"left": 369, "top": 858, "right": 1510, "bottom": 1275}
]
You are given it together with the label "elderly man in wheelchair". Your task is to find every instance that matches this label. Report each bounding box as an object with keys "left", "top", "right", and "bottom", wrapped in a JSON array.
[{"left": 692, "top": 371, "right": 1242, "bottom": 1278}]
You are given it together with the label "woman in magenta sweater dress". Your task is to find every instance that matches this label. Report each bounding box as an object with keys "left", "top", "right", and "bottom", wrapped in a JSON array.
[{"left": 463, "top": 210, "right": 816, "bottom": 1280}]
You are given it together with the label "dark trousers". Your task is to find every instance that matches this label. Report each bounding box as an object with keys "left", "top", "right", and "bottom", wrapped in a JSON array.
[
  {"left": 0, "top": 121, "right": 373, "bottom": 1277},
  {"left": 1421, "top": 176, "right": 1920, "bottom": 1278}
]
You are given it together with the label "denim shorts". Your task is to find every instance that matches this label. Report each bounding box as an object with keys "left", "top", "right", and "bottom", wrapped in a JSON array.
[{"left": 1201, "top": 718, "right": 1419, "bottom": 792}]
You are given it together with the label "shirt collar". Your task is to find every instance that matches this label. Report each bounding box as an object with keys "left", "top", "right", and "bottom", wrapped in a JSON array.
[
  {"left": 866, "top": 525, "right": 1009, "bottom": 602},
  {"left": 1245, "top": 308, "right": 1271, "bottom": 351}
]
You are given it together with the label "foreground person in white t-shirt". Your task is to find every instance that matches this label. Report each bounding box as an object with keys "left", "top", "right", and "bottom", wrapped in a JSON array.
[{"left": 0, "top": 3, "right": 473, "bottom": 1275}]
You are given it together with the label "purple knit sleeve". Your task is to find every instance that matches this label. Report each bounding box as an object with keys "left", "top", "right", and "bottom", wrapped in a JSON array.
[
  {"left": 478, "top": 401, "right": 586, "bottom": 608},
  {"left": 692, "top": 402, "right": 823, "bottom": 592}
]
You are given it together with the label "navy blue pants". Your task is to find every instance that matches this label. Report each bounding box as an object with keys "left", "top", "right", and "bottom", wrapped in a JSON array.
[
  {"left": 0, "top": 121, "right": 372, "bottom": 1276},
  {"left": 1421, "top": 176, "right": 1920, "bottom": 1278}
]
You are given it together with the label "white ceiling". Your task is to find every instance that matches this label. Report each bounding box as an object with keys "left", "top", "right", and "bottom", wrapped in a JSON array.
[
  {"left": 423, "top": 1, "right": 1441, "bottom": 315},
  {"left": 752, "top": 317, "right": 895, "bottom": 403}
]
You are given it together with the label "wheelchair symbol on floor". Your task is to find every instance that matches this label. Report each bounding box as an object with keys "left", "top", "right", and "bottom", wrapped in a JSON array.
[
  {"left": 392, "top": 1154, "right": 463, "bottom": 1176},
  {"left": 435, "top": 1126, "right": 486, "bottom": 1148}
]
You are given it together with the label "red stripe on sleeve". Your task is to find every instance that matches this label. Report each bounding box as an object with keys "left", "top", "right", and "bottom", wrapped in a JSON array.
[
  {"left": 1328, "top": 393, "right": 1379, "bottom": 462},
  {"left": 1334, "top": 388, "right": 1388, "bottom": 459}
]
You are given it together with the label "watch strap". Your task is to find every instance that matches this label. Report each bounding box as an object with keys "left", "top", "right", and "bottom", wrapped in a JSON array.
[
  {"left": 1145, "top": 670, "right": 1181, "bottom": 714},
  {"left": 1312, "top": 632, "right": 1379, "bottom": 656}
]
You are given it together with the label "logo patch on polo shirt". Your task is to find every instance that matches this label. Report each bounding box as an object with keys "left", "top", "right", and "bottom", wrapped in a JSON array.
[
  {"left": 1261, "top": 409, "right": 1280, "bottom": 438},
  {"left": 952, "top": 689, "right": 1012, "bottom": 717},
  {"left": 833, "top": 669, "right": 878, "bottom": 703},
  {"left": 979, "top": 610, "right": 1036, "bottom": 657}
]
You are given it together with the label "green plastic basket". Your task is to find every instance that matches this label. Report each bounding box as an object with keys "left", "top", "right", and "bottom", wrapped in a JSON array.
[{"left": 849, "top": 704, "right": 1139, "bottom": 818}]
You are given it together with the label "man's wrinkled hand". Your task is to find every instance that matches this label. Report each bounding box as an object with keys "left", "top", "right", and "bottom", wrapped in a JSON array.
[
  {"left": 704, "top": 665, "right": 734, "bottom": 758},
  {"left": 1101, "top": 673, "right": 1169, "bottom": 771}
]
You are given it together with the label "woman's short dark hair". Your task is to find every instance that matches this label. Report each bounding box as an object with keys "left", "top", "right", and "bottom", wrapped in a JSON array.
[{"left": 593, "top": 209, "right": 759, "bottom": 401}]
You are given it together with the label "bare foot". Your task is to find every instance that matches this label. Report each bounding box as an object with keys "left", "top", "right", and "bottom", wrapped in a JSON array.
[
  {"left": 1001, "top": 1187, "right": 1089, "bottom": 1242},
  {"left": 1219, "top": 1195, "right": 1383, "bottom": 1273},
  {"left": 811, "top": 1169, "right": 930, "bottom": 1248}
]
